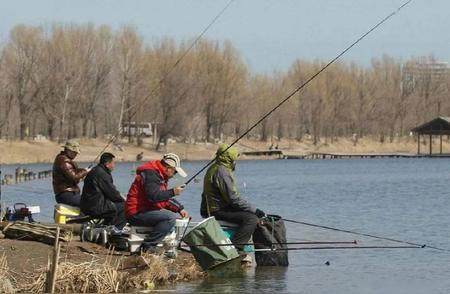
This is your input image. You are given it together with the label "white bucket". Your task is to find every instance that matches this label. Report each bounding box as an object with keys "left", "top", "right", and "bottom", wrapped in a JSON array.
[{"left": 175, "top": 218, "right": 190, "bottom": 241}]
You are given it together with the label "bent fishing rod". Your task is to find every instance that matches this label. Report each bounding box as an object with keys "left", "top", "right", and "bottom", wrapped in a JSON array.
[
  {"left": 184, "top": 0, "right": 413, "bottom": 185},
  {"left": 90, "top": 0, "right": 235, "bottom": 166},
  {"left": 283, "top": 218, "right": 450, "bottom": 252}
]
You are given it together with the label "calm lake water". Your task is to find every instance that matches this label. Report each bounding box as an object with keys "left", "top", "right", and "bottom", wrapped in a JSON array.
[{"left": 2, "top": 158, "right": 450, "bottom": 293}]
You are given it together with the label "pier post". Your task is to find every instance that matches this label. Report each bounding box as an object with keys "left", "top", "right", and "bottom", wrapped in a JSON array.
[
  {"left": 429, "top": 135, "right": 432, "bottom": 156},
  {"left": 417, "top": 134, "right": 420, "bottom": 154}
]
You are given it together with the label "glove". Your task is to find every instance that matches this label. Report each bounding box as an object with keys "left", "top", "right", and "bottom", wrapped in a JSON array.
[{"left": 255, "top": 208, "right": 266, "bottom": 218}]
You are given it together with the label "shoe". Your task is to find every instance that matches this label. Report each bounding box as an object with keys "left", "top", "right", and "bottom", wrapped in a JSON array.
[
  {"left": 121, "top": 224, "right": 131, "bottom": 236},
  {"left": 110, "top": 226, "right": 122, "bottom": 236},
  {"left": 241, "top": 254, "right": 253, "bottom": 263},
  {"left": 165, "top": 248, "right": 178, "bottom": 259},
  {"left": 141, "top": 243, "right": 165, "bottom": 255}
]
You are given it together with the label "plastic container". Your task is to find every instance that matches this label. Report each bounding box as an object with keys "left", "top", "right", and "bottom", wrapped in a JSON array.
[
  {"left": 222, "top": 227, "right": 254, "bottom": 253},
  {"left": 54, "top": 204, "right": 80, "bottom": 224},
  {"left": 175, "top": 218, "right": 190, "bottom": 241}
]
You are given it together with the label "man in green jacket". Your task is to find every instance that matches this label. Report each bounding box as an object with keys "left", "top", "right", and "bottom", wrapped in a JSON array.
[{"left": 201, "top": 144, "right": 265, "bottom": 251}]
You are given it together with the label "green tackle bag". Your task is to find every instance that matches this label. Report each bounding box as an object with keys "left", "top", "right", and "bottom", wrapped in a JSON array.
[{"left": 182, "top": 216, "right": 240, "bottom": 270}]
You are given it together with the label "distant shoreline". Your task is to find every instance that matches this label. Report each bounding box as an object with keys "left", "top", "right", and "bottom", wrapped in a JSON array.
[{"left": 1, "top": 136, "right": 449, "bottom": 165}]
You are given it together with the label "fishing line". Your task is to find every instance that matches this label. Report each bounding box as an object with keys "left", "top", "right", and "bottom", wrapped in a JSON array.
[
  {"left": 283, "top": 218, "right": 450, "bottom": 252},
  {"left": 90, "top": 0, "right": 235, "bottom": 166},
  {"left": 185, "top": 0, "right": 413, "bottom": 185}
]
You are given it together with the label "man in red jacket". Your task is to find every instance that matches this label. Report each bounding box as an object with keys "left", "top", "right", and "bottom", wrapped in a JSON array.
[{"left": 125, "top": 153, "right": 188, "bottom": 249}]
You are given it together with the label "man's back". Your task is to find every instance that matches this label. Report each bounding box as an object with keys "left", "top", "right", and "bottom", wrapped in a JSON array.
[
  {"left": 81, "top": 164, "right": 122, "bottom": 216},
  {"left": 52, "top": 151, "right": 83, "bottom": 194}
]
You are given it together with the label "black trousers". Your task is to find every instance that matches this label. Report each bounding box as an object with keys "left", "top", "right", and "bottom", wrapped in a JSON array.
[
  {"left": 213, "top": 210, "right": 259, "bottom": 250},
  {"left": 55, "top": 191, "right": 81, "bottom": 207},
  {"left": 101, "top": 202, "right": 127, "bottom": 230}
]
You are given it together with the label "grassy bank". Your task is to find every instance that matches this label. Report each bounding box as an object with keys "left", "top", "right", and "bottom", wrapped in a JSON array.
[{"left": 1, "top": 136, "right": 448, "bottom": 165}]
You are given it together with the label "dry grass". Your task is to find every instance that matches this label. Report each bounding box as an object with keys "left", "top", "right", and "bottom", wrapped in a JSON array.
[
  {"left": 0, "top": 253, "right": 15, "bottom": 293},
  {"left": 10, "top": 248, "right": 204, "bottom": 293}
]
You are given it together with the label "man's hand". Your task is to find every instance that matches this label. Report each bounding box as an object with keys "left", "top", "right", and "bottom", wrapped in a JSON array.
[
  {"left": 179, "top": 209, "right": 189, "bottom": 218},
  {"left": 85, "top": 166, "right": 93, "bottom": 173},
  {"left": 255, "top": 208, "right": 266, "bottom": 218},
  {"left": 173, "top": 184, "right": 185, "bottom": 195}
]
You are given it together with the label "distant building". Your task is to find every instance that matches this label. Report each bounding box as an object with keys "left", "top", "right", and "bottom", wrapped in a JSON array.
[
  {"left": 401, "top": 58, "right": 450, "bottom": 94},
  {"left": 121, "top": 122, "right": 153, "bottom": 137}
]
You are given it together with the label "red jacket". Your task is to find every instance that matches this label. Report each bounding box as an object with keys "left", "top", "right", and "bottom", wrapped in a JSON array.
[{"left": 125, "top": 160, "right": 184, "bottom": 217}]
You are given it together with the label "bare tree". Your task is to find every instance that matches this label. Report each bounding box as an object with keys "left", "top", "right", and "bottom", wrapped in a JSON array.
[{"left": 2, "top": 25, "right": 43, "bottom": 140}]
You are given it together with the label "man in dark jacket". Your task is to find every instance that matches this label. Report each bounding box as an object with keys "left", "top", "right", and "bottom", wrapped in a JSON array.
[
  {"left": 201, "top": 144, "right": 266, "bottom": 251},
  {"left": 125, "top": 153, "right": 188, "bottom": 248},
  {"left": 52, "top": 139, "right": 89, "bottom": 207},
  {"left": 81, "top": 152, "right": 126, "bottom": 230}
]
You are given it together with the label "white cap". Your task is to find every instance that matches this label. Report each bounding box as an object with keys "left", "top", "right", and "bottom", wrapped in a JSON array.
[{"left": 162, "top": 153, "right": 187, "bottom": 178}]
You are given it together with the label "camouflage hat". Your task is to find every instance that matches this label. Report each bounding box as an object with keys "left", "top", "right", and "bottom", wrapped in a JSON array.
[{"left": 63, "top": 139, "right": 81, "bottom": 154}]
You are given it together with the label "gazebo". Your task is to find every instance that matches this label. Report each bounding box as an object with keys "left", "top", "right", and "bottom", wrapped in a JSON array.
[{"left": 411, "top": 116, "right": 450, "bottom": 155}]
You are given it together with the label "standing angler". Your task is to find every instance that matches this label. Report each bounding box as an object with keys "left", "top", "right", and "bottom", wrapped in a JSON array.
[{"left": 201, "top": 144, "right": 266, "bottom": 252}]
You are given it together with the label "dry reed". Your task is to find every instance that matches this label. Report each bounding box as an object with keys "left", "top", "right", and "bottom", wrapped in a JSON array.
[
  {"left": 11, "top": 247, "right": 204, "bottom": 293},
  {"left": 0, "top": 253, "right": 15, "bottom": 293}
]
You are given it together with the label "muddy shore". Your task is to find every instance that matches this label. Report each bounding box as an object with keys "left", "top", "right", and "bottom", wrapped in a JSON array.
[{"left": 0, "top": 229, "right": 204, "bottom": 293}]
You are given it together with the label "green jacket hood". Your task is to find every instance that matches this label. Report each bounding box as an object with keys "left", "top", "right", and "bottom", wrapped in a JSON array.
[{"left": 216, "top": 144, "right": 239, "bottom": 169}]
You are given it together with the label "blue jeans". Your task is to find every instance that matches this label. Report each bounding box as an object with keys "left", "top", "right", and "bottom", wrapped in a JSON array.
[{"left": 127, "top": 209, "right": 176, "bottom": 246}]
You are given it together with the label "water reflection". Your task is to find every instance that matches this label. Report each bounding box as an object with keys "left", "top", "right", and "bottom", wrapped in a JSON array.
[{"left": 188, "top": 264, "right": 287, "bottom": 293}]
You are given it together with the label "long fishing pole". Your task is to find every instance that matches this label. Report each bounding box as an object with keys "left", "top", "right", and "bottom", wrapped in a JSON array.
[
  {"left": 253, "top": 245, "right": 421, "bottom": 252},
  {"left": 184, "top": 0, "right": 413, "bottom": 185},
  {"left": 283, "top": 218, "right": 450, "bottom": 252},
  {"left": 90, "top": 0, "right": 235, "bottom": 166},
  {"left": 182, "top": 240, "right": 358, "bottom": 248}
]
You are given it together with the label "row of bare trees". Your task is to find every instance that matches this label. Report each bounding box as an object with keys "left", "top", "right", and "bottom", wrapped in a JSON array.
[{"left": 0, "top": 24, "right": 449, "bottom": 147}]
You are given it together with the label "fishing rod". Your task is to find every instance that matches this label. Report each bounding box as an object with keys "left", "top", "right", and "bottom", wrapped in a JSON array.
[
  {"left": 252, "top": 245, "right": 422, "bottom": 252},
  {"left": 283, "top": 218, "right": 450, "bottom": 252},
  {"left": 90, "top": 0, "right": 235, "bottom": 167},
  {"left": 184, "top": 0, "right": 413, "bottom": 185},
  {"left": 182, "top": 240, "right": 358, "bottom": 248}
]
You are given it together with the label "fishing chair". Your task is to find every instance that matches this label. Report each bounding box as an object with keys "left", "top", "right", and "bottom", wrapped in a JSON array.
[
  {"left": 217, "top": 220, "right": 254, "bottom": 253},
  {"left": 127, "top": 219, "right": 190, "bottom": 254},
  {"left": 53, "top": 203, "right": 103, "bottom": 225}
]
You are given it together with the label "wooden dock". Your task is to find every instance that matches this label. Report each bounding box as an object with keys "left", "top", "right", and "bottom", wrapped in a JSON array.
[
  {"left": 241, "top": 150, "right": 283, "bottom": 158},
  {"left": 282, "top": 152, "right": 450, "bottom": 159},
  {"left": 242, "top": 149, "right": 450, "bottom": 159}
]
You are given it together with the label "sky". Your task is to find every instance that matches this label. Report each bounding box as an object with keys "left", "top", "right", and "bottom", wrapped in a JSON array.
[{"left": 0, "top": 0, "right": 448, "bottom": 73}]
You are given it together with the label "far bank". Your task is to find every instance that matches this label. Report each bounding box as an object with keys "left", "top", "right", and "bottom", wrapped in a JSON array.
[{"left": 1, "top": 136, "right": 449, "bottom": 165}]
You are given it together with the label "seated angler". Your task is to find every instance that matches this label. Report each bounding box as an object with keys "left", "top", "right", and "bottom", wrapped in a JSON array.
[
  {"left": 201, "top": 144, "right": 266, "bottom": 252},
  {"left": 80, "top": 152, "right": 126, "bottom": 231},
  {"left": 125, "top": 153, "right": 189, "bottom": 250},
  {"left": 52, "top": 139, "right": 90, "bottom": 207}
]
